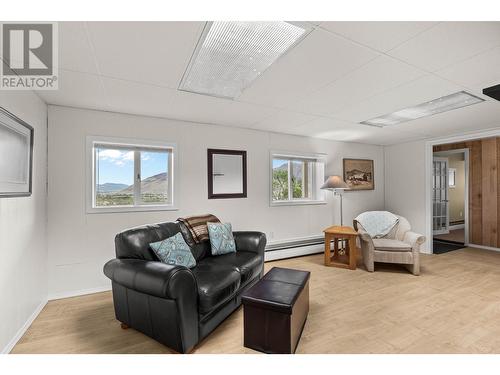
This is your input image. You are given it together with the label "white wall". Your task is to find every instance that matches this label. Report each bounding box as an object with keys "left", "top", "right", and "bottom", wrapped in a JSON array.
[
  {"left": 47, "top": 105, "right": 385, "bottom": 297},
  {"left": 384, "top": 140, "right": 430, "bottom": 252},
  {"left": 0, "top": 92, "right": 48, "bottom": 353}
]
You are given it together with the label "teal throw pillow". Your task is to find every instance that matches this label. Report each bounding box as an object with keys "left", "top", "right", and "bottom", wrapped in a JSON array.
[
  {"left": 207, "top": 222, "right": 236, "bottom": 256},
  {"left": 150, "top": 232, "right": 196, "bottom": 268}
]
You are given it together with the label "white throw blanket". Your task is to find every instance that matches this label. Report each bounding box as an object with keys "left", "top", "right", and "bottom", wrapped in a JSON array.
[{"left": 355, "top": 211, "right": 399, "bottom": 238}]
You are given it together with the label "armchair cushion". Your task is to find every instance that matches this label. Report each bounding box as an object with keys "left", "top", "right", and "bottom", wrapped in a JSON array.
[{"left": 372, "top": 238, "right": 412, "bottom": 252}]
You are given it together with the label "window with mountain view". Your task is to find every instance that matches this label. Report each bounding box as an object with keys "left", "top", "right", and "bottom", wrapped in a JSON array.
[
  {"left": 271, "top": 152, "right": 326, "bottom": 205},
  {"left": 89, "top": 138, "right": 175, "bottom": 212}
]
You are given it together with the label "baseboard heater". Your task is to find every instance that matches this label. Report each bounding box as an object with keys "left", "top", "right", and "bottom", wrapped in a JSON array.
[
  {"left": 266, "top": 235, "right": 324, "bottom": 252},
  {"left": 265, "top": 235, "right": 326, "bottom": 261}
]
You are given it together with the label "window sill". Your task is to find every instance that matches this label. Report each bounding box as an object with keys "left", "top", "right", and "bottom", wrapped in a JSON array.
[
  {"left": 270, "top": 200, "right": 327, "bottom": 207},
  {"left": 86, "top": 205, "right": 179, "bottom": 214}
]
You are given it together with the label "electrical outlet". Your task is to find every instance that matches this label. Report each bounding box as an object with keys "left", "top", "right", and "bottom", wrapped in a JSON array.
[
  {"left": 268, "top": 231, "right": 274, "bottom": 240},
  {"left": 460, "top": 211, "right": 463, "bottom": 217}
]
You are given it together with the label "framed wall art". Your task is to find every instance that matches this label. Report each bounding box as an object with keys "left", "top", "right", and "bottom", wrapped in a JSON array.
[
  {"left": 343, "top": 158, "right": 374, "bottom": 191},
  {"left": 0, "top": 107, "right": 34, "bottom": 197}
]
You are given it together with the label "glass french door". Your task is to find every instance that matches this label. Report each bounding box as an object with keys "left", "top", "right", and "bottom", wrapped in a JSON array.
[{"left": 433, "top": 157, "right": 450, "bottom": 235}]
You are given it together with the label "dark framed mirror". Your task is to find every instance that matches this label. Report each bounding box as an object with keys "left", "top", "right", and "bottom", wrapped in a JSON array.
[{"left": 207, "top": 149, "right": 247, "bottom": 199}]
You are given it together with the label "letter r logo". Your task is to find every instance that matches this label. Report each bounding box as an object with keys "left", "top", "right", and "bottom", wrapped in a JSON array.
[{"left": 2, "top": 23, "right": 53, "bottom": 75}]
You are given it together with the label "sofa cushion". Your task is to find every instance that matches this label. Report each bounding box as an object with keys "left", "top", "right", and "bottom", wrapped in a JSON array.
[
  {"left": 372, "top": 238, "right": 412, "bottom": 252},
  {"left": 200, "top": 251, "right": 262, "bottom": 286},
  {"left": 192, "top": 261, "right": 241, "bottom": 314}
]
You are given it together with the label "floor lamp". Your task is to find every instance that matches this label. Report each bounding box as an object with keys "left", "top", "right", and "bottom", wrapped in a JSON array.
[{"left": 321, "top": 175, "right": 349, "bottom": 226}]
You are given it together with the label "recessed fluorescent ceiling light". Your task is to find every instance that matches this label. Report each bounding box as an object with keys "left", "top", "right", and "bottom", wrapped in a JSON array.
[
  {"left": 179, "top": 21, "right": 312, "bottom": 99},
  {"left": 360, "top": 91, "right": 484, "bottom": 127}
]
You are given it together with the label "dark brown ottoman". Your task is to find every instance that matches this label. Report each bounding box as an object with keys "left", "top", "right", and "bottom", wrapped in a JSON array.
[{"left": 241, "top": 267, "right": 310, "bottom": 354}]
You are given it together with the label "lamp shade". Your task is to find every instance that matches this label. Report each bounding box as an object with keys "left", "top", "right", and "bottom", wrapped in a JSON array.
[{"left": 321, "top": 175, "right": 349, "bottom": 190}]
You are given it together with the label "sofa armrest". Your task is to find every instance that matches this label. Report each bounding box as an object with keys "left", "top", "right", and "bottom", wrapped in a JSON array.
[
  {"left": 103, "top": 258, "right": 197, "bottom": 300},
  {"left": 403, "top": 231, "right": 426, "bottom": 249},
  {"left": 233, "top": 231, "right": 266, "bottom": 257}
]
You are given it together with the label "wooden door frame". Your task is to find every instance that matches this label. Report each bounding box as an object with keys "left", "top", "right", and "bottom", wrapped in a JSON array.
[{"left": 425, "top": 129, "right": 500, "bottom": 254}]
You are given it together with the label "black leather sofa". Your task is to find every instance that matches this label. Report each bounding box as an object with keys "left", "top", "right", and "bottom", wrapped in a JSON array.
[{"left": 103, "top": 221, "right": 266, "bottom": 353}]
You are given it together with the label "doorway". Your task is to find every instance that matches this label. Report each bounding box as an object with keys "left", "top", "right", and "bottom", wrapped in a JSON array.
[{"left": 432, "top": 149, "right": 469, "bottom": 254}]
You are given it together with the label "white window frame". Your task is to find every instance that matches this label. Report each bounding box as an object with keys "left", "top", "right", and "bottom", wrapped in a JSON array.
[
  {"left": 270, "top": 150, "right": 327, "bottom": 207},
  {"left": 86, "top": 136, "right": 178, "bottom": 213}
]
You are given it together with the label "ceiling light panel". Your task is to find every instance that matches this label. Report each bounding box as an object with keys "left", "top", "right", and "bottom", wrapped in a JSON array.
[
  {"left": 360, "top": 91, "right": 484, "bottom": 127},
  {"left": 179, "top": 21, "right": 312, "bottom": 99}
]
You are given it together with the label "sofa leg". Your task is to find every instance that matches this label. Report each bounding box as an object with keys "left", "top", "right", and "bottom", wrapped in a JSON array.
[{"left": 120, "top": 322, "right": 129, "bottom": 330}]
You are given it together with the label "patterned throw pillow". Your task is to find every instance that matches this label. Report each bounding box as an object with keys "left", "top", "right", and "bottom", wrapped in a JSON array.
[
  {"left": 207, "top": 222, "right": 236, "bottom": 256},
  {"left": 150, "top": 232, "right": 196, "bottom": 269}
]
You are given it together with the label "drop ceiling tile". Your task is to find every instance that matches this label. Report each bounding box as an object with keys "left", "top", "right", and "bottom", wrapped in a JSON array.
[
  {"left": 437, "top": 46, "right": 500, "bottom": 91},
  {"left": 289, "top": 116, "right": 354, "bottom": 135},
  {"left": 86, "top": 21, "right": 204, "bottom": 88},
  {"left": 102, "top": 77, "right": 177, "bottom": 118},
  {"left": 58, "top": 22, "right": 99, "bottom": 74},
  {"left": 334, "top": 74, "right": 463, "bottom": 123},
  {"left": 165, "top": 91, "right": 276, "bottom": 128},
  {"left": 36, "top": 70, "right": 108, "bottom": 111},
  {"left": 330, "top": 126, "right": 427, "bottom": 145},
  {"left": 251, "top": 110, "right": 317, "bottom": 133},
  {"left": 320, "top": 21, "right": 437, "bottom": 52},
  {"left": 238, "top": 28, "right": 378, "bottom": 108},
  {"left": 291, "top": 55, "right": 426, "bottom": 116},
  {"left": 290, "top": 117, "right": 427, "bottom": 145},
  {"left": 397, "top": 99, "right": 500, "bottom": 137},
  {"left": 389, "top": 22, "right": 500, "bottom": 72}
]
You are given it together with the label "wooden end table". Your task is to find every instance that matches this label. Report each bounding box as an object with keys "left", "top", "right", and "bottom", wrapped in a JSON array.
[{"left": 323, "top": 225, "right": 358, "bottom": 270}]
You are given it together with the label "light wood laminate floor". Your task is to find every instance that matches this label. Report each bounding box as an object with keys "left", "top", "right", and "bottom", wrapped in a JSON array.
[{"left": 12, "top": 248, "right": 500, "bottom": 354}]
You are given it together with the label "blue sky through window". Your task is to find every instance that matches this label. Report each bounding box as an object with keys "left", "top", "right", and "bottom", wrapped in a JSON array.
[
  {"left": 272, "top": 159, "right": 287, "bottom": 169},
  {"left": 141, "top": 151, "right": 169, "bottom": 180},
  {"left": 96, "top": 148, "right": 169, "bottom": 186}
]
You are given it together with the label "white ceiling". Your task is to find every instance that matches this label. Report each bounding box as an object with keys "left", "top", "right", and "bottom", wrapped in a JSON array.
[{"left": 33, "top": 21, "right": 500, "bottom": 145}]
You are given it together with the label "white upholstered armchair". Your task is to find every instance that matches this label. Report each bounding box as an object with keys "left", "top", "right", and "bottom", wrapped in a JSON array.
[{"left": 353, "top": 214, "right": 425, "bottom": 275}]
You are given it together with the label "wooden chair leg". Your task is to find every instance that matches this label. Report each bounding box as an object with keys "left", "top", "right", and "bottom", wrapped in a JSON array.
[{"left": 120, "top": 322, "right": 129, "bottom": 330}]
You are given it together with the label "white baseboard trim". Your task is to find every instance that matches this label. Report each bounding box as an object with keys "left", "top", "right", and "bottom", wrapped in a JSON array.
[
  {"left": 48, "top": 285, "right": 111, "bottom": 301},
  {"left": 2, "top": 299, "right": 47, "bottom": 354},
  {"left": 265, "top": 243, "right": 324, "bottom": 262},
  {"left": 449, "top": 224, "right": 465, "bottom": 230},
  {"left": 467, "top": 243, "right": 500, "bottom": 252}
]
